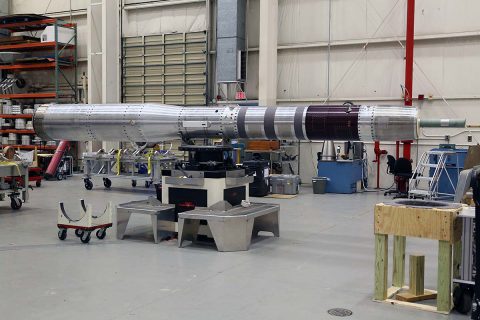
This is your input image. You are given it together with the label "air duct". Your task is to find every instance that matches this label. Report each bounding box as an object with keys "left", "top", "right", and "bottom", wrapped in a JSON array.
[{"left": 215, "top": 0, "right": 246, "bottom": 83}]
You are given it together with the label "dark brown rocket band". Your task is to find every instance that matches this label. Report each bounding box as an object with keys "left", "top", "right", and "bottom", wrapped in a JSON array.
[{"left": 305, "top": 105, "right": 360, "bottom": 141}]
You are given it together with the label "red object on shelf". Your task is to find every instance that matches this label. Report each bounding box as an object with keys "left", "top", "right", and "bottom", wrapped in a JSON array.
[
  {"left": 0, "top": 114, "right": 33, "bottom": 119},
  {"left": 0, "top": 92, "right": 56, "bottom": 99}
]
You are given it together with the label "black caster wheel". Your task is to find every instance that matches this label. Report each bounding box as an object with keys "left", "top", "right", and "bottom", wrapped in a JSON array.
[
  {"left": 453, "top": 285, "right": 473, "bottom": 314},
  {"left": 75, "top": 229, "right": 84, "bottom": 237},
  {"left": 10, "top": 197, "right": 22, "bottom": 210},
  {"left": 56, "top": 173, "right": 64, "bottom": 181},
  {"left": 80, "top": 231, "right": 91, "bottom": 244},
  {"left": 145, "top": 181, "right": 151, "bottom": 188},
  {"left": 96, "top": 228, "right": 107, "bottom": 240},
  {"left": 103, "top": 178, "right": 112, "bottom": 189},
  {"left": 36, "top": 180, "right": 41, "bottom": 187},
  {"left": 84, "top": 179, "right": 93, "bottom": 190},
  {"left": 131, "top": 180, "right": 137, "bottom": 187},
  {"left": 58, "top": 229, "right": 67, "bottom": 240}
]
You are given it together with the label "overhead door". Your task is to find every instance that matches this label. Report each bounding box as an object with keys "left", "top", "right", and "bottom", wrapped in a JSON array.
[{"left": 122, "top": 31, "right": 207, "bottom": 106}]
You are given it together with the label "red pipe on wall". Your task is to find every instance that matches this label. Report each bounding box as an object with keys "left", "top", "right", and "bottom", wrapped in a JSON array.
[
  {"left": 403, "top": 0, "right": 415, "bottom": 160},
  {"left": 376, "top": 0, "right": 415, "bottom": 187}
]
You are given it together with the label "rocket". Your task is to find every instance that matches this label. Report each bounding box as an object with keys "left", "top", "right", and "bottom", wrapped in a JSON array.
[{"left": 33, "top": 103, "right": 465, "bottom": 143}]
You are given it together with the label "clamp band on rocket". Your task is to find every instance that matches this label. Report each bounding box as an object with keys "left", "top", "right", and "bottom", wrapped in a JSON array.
[{"left": 33, "top": 103, "right": 465, "bottom": 143}]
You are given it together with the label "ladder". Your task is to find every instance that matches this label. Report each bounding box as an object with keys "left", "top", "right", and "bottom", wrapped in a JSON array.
[{"left": 408, "top": 150, "right": 458, "bottom": 200}]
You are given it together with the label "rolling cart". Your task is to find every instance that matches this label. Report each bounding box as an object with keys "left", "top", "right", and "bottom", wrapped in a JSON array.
[
  {"left": 57, "top": 199, "right": 113, "bottom": 243},
  {"left": 0, "top": 161, "right": 29, "bottom": 210},
  {"left": 5, "top": 166, "right": 42, "bottom": 187},
  {"left": 82, "top": 149, "right": 175, "bottom": 190}
]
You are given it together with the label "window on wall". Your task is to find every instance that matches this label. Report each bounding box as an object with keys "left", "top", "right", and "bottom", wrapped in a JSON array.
[{"left": 122, "top": 31, "right": 207, "bottom": 105}]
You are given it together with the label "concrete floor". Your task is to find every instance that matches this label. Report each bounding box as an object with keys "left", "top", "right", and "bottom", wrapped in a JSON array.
[{"left": 0, "top": 175, "right": 468, "bottom": 320}]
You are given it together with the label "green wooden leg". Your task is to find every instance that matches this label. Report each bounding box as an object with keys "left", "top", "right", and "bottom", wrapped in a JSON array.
[
  {"left": 392, "top": 235, "right": 406, "bottom": 287},
  {"left": 437, "top": 240, "right": 453, "bottom": 312},
  {"left": 409, "top": 254, "right": 425, "bottom": 295},
  {"left": 374, "top": 234, "right": 388, "bottom": 300}
]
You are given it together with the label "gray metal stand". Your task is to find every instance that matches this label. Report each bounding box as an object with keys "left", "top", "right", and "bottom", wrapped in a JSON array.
[
  {"left": 178, "top": 202, "right": 280, "bottom": 252},
  {"left": 116, "top": 197, "right": 175, "bottom": 243}
]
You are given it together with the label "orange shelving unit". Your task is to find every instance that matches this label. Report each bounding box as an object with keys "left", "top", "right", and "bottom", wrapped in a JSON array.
[
  {"left": 0, "top": 41, "right": 74, "bottom": 52},
  {"left": 0, "top": 129, "right": 35, "bottom": 134},
  {"left": 0, "top": 17, "right": 77, "bottom": 103},
  {"left": 0, "top": 114, "right": 33, "bottom": 119},
  {"left": 0, "top": 16, "right": 78, "bottom": 151},
  {"left": 0, "top": 93, "right": 57, "bottom": 99},
  {"left": 0, "top": 62, "right": 63, "bottom": 71}
]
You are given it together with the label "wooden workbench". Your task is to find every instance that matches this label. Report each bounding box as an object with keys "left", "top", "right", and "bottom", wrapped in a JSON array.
[{"left": 373, "top": 202, "right": 463, "bottom": 314}]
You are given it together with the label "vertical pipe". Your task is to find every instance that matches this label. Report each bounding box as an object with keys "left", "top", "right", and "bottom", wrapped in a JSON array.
[
  {"left": 74, "top": 23, "right": 78, "bottom": 102},
  {"left": 258, "top": 0, "right": 278, "bottom": 106},
  {"left": 205, "top": 0, "right": 211, "bottom": 104},
  {"left": 403, "top": 0, "right": 415, "bottom": 160},
  {"left": 54, "top": 19, "right": 59, "bottom": 104},
  {"left": 326, "top": 0, "right": 331, "bottom": 98},
  {"left": 118, "top": 0, "right": 122, "bottom": 102},
  {"left": 244, "top": 0, "right": 249, "bottom": 100}
]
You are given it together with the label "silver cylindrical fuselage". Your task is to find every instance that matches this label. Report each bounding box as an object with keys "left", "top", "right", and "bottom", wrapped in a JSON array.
[{"left": 34, "top": 103, "right": 423, "bottom": 142}]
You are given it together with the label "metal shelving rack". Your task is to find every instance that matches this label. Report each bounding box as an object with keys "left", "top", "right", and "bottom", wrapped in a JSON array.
[
  {"left": 0, "top": 18, "right": 77, "bottom": 103},
  {"left": 0, "top": 17, "right": 77, "bottom": 150}
]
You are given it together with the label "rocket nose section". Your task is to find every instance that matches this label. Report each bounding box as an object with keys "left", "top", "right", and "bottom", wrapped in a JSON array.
[{"left": 33, "top": 104, "right": 54, "bottom": 141}]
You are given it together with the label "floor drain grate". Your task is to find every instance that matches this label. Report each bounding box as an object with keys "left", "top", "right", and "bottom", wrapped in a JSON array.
[{"left": 327, "top": 308, "right": 353, "bottom": 317}]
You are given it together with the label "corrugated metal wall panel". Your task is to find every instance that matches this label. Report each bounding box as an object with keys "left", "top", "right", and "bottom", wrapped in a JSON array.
[{"left": 122, "top": 31, "right": 207, "bottom": 105}]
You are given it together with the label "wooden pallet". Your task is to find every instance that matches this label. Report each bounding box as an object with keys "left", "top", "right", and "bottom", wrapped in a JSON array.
[
  {"left": 396, "top": 289, "right": 437, "bottom": 302},
  {"left": 373, "top": 202, "right": 463, "bottom": 314},
  {"left": 375, "top": 286, "right": 443, "bottom": 313}
]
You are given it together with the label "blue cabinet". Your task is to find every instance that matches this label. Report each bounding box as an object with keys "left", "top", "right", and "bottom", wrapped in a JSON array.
[
  {"left": 429, "top": 148, "right": 467, "bottom": 196},
  {"left": 317, "top": 160, "right": 363, "bottom": 194}
]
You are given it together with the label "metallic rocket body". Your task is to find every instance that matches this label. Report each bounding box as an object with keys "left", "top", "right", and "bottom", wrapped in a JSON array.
[{"left": 34, "top": 103, "right": 421, "bottom": 142}]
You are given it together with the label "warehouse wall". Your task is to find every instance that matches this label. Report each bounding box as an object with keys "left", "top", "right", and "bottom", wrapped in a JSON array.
[
  {"left": 9, "top": 0, "right": 480, "bottom": 187},
  {"left": 122, "top": 2, "right": 206, "bottom": 36},
  {"left": 246, "top": 0, "right": 480, "bottom": 186},
  {"left": 0, "top": 1, "right": 9, "bottom": 15}
]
